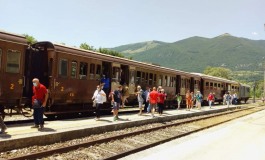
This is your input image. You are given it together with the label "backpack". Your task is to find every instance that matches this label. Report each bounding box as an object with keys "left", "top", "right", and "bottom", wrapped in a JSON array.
[
  {"left": 226, "top": 94, "right": 231, "bottom": 101},
  {"left": 141, "top": 90, "right": 146, "bottom": 100}
]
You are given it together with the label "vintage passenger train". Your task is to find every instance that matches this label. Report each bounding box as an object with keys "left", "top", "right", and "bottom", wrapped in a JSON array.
[{"left": 0, "top": 31, "right": 250, "bottom": 118}]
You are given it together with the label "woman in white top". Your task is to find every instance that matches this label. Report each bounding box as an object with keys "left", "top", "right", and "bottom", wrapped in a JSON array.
[{"left": 92, "top": 85, "right": 106, "bottom": 120}]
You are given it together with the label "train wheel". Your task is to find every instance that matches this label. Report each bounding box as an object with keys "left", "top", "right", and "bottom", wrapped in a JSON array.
[{"left": 20, "top": 104, "right": 33, "bottom": 117}]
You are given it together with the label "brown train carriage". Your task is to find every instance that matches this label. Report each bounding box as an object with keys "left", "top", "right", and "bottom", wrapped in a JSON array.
[
  {"left": 191, "top": 73, "right": 238, "bottom": 104},
  {"left": 0, "top": 31, "right": 28, "bottom": 114},
  {"left": 25, "top": 41, "right": 198, "bottom": 117},
  {"left": 133, "top": 64, "right": 192, "bottom": 108}
]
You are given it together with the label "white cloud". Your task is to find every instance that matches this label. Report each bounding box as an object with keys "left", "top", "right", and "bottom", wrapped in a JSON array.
[{"left": 252, "top": 32, "right": 258, "bottom": 35}]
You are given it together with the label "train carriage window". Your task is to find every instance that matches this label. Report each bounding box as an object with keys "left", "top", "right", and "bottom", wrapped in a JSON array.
[
  {"left": 112, "top": 67, "right": 120, "bottom": 82},
  {"left": 210, "top": 82, "right": 213, "bottom": 89},
  {"left": 79, "top": 62, "right": 88, "bottom": 79},
  {"left": 167, "top": 76, "right": 171, "bottom": 87},
  {"left": 218, "top": 83, "right": 221, "bottom": 88},
  {"left": 173, "top": 77, "right": 176, "bottom": 87},
  {"left": 149, "top": 73, "right": 153, "bottom": 85},
  {"left": 214, "top": 83, "right": 217, "bottom": 89},
  {"left": 165, "top": 76, "right": 168, "bottom": 87},
  {"left": 181, "top": 78, "right": 185, "bottom": 88},
  {"left": 59, "top": 59, "right": 68, "bottom": 77},
  {"left": 96, "top": 64, "right": 101, "bottom": 79},
  {"left": 136, "top": 71, "right": 141, "bottom": 84},
  {"left": 145, "top": 72, "right": 148, "bottom": 84},
  {"left": 0, "top": 49, "right": 2, "bottom": 69},
  {"left": 89, "top": 63, "right": 95, "bottom": 79},
  {"left": 154, "top": 74, "right": 157, "bottom": 86},
  {"left": 71, "top": 61, "right": 77, "bottom": 78},
  {"left": 142, "top": 72, "right": 145, "bottom": 84},
  {"left": 158, "top": 75, "right": 163, "bottom": 86},
  {"left": 195, "top": 80, "right": 200, "bottom": 89},
  {"left": 6, "top": 50, "right": 21, "bottom": 73},
  {"left": 170, "top": 77, "right": 174, "bottom": 87},
  {"left": 205, "top": 82, "right": 209, "bottom": 89},
  {"left": 186, "top": 79, "right": 190, "bottom": 89},
  {"left": 129, "top": 70, "right": 135, "bottom": 84}
]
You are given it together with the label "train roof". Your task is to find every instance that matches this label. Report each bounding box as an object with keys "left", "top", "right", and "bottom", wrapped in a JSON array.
[
  {"left": 0, "top": 30, "right": 28, "bottom": 45},
  {"left": 191, "top": 73, "right": 238, "bottom": 84},
  {"left": 33, "top": 41, "right": 195, "bottom": 77},
  {"left": 239, "top": 83, "right": 251, "bottom": 88}
]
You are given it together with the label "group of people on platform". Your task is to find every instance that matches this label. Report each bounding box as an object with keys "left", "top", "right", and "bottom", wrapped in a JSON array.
[
  {"left": 185, "top": 90, "right": 203, "bottom": 110},
  {"left": 98, "top": 85, "right": 168, "bottom": 121},
  {"left": 0, "top": 75, "right": 244, "bottom": 134}
]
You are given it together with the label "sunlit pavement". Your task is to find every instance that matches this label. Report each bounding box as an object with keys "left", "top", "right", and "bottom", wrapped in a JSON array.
[{"left": 120, "top": 106, "right": 265, "bottom": 160}]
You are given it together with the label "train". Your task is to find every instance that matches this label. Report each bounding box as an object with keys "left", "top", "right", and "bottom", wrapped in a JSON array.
[{"left": 0, "top": 31, "right": 250, "bottom": 118}]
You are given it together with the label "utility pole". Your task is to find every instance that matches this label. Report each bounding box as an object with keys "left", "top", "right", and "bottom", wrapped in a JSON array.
[
  {"left": 263, "top": 24, "right": 265, "bottom": 102},
  {"left": 263, "top": 57, "right": 265, "bottom": 102},
  {"left": 253, "top": 81, "right": 256, "bottom": 103}
]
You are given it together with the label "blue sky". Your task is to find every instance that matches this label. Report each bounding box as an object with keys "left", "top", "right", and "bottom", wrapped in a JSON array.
[{"left": 0, "top": 0, "right": 264, "bottom": 48}]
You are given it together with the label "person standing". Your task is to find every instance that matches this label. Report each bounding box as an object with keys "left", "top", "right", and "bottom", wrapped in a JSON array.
[
  {"left": 223, "top": 93, "right": 227, "bottom": 105},
  {"left": 31, "top": 78, "right": 48, "bottom": 130},
  {"left": 0, "top": 106, "right": 7, "bottom": 134},
  {"left": 144, "top": 86, "right": 150, "bottom": 112},
  {"left": 149, "top": 87, "right": 158, "bottom": 118},
  {"left": 232, "top": 93, "right": 238, "bottom": 105},
  {"left": 207, "top": 92, "right": 214, "bottom": 108},
  {"left": 111, "top": 85, "right": 122, "bottom": 121},
  {"left": 121, "top": 83, "right": 129, "bottom": 108},
  {"left": 176, "top": 93, "right": 182, "bottom": 110},
  {"left": 157, "top": 89, "right": 166, "bottom": 115},
  {"left": 0, "top": 117, "right": 7, "bottom": 134},
  {"left": 92, "top": 85, "right": 106, "bottom": 121},
  {"left": 185, "top": 90, "right": 192, "bottom": 111},
  {"left": 136, "top": 85, "right": 144, "bottom": 115},
  {"left": 226, "top": 92, "right": 232, "bottom": 107},
  {"left": 195, "top": 91, "right": 203, "bottom": 110},
  {"left": 190, "top": 92, "right": 194, "bottom": 109}
]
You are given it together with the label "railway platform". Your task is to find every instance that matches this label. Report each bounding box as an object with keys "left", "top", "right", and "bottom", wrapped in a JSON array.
[
  {"left": 120, "top": 104, "right": 265, "bottom": 160},
  {"left": 0, "top": 104, "right": 250, "bottom": 152}
]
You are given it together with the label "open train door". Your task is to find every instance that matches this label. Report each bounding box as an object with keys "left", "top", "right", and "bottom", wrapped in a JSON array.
[
  {"left": 111, "top": 63, "right": 121, "bottom": 91},
  {"left": 22, "top": 42, "right": 52, "bottom": 108}
]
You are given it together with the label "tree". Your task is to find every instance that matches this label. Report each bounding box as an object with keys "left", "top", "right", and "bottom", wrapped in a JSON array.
[
  {"left": 23, "top": 34, "right": 37, "bottom": 44},
  {"left": 80, "top": 43, "right": 95, "bottom": 51},
  {"left": 203, "top": 66, "right": 232, "bottom": 79},
  {"left": 98, "top": 47, "right": 124, "bottom": 58}
]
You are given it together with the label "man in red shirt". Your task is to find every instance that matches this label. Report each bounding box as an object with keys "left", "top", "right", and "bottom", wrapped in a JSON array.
[
  {"left": 157, "top": 89, "right": 166, "bottom": 115},
  {"left": 207, "top": 92, "right": 214, "bottom": 108},
  {"left": 149, "top": 87, "right": 158, "bottom": 118},
  {"left": 32, "top": 78, "right": 48, "bottom": 130}
]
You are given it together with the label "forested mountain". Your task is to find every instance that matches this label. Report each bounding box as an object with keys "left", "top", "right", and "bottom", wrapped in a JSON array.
[{"left": 111, "top": 34, "right": 265, "bottom": 74}]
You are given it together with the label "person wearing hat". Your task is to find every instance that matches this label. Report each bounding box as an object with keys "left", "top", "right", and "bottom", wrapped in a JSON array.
[{"left": 111, "top": 85, "right": 122, "bottom": 121}]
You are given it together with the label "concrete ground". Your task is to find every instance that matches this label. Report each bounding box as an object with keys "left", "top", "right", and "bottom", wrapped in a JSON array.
[{"left": 120, "top": 106, "right": 265, "bottom": 160}]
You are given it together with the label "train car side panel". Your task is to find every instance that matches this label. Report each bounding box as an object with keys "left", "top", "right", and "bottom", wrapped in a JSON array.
[{"left": 0, "top": 35, "right": 27, "bottom": 107}]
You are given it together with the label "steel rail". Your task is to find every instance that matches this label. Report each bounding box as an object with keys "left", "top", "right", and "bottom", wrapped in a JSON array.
[{"left": 7, "top": 106, "right": 261, "bottom": 160}]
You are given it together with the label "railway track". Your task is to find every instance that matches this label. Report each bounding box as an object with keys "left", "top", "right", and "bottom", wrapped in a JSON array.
[{"left": 2, "top": 106, "right": 263, "bottom": 160}]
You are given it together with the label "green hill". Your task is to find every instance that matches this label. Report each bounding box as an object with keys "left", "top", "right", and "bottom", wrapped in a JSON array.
[{"left": 111, "top": 34, "right": 265, "bottom": 74}]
